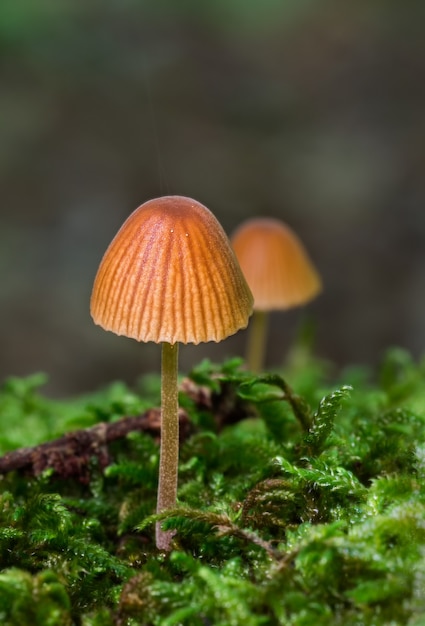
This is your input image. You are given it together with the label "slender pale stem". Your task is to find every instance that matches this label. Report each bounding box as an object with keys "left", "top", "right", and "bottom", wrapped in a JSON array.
[
  {"left": 156, "top": 341, "right": 179, "bottom": 551},
  {"left": 246, "top": 310, "right": 269, "bottom": 372}
]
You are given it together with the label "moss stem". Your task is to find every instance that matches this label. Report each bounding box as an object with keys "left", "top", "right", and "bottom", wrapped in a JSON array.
[
  {"left": 246, "top": 311, "right": 268, "bottom": 372},
  {"left": 156, "top": 341, "right": 179, "bottom": 551}
]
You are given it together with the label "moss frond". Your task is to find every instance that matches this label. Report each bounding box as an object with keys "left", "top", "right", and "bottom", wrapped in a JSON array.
[{"left": 1, "top": 349, "right": 425, "bottom": 623}]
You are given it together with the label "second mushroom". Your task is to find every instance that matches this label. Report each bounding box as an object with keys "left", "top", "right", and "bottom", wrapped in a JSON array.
[{"left": 231, "top": 217, "right": 322, "bottom": 372}]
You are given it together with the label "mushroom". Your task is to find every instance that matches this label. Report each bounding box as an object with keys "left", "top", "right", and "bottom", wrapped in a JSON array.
[
  {"left": 230, "top": 217, "right": 322, "bottom": 372},
  {"left": 90, "top": 195, "right": 253, "bottom": 550}
]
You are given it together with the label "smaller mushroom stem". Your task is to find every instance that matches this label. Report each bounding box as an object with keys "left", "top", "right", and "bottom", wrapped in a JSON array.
[
  {"left": 246, "top": 310, "right": 269, "bottom": 372},
  {"left": 156, "top": 341, "right": 180, "bottom": 551}
]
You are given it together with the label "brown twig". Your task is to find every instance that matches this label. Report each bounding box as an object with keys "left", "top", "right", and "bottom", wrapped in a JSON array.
[
  {"left": 0, "top": 408, "right": 192, "bottom": 483},
  {"left": 0, "top": 376, "right": 253, "bottom": 484}
]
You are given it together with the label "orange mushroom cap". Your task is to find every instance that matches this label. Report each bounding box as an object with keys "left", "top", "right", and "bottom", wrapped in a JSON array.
[
  {"left": 231, "top": 217, "right": 322, "bottom": 312},
  {"left": 90, "top": 196, "right": 253, "bottom": 344}
]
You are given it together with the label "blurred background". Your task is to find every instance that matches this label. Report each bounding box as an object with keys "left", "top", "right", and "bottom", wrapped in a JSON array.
[{"left": 1, "top": 0, "right": 425, "bottom": 396}]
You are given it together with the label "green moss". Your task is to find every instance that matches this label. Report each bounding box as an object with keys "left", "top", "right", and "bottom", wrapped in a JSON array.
[{"left": 0, "top": 347, "right": 425, "bottom": 624}]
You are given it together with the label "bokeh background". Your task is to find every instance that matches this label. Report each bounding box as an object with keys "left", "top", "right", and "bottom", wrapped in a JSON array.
[{"left": 1, "top": 0, "right": 425, "bottom": 396}]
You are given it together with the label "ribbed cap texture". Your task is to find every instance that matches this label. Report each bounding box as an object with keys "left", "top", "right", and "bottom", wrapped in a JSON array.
[{"left": 91, "top": 196, "right": 253, "bottom": 344}]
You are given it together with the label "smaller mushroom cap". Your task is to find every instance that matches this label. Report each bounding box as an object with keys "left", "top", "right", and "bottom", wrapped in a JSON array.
[
  {"left": 231, "top": 217, "right": 322, "bottom": 312},
  {"left": 91, "top": 196, "right": 253, "bottom": 344}
]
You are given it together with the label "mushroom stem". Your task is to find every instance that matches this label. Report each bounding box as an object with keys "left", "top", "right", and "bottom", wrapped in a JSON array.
[
  {"left": 246, "top": 311, "right": 269, "bottom": 372},
  {"left": 156, "top": 341, "right": 180, "bottom": 551}
]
